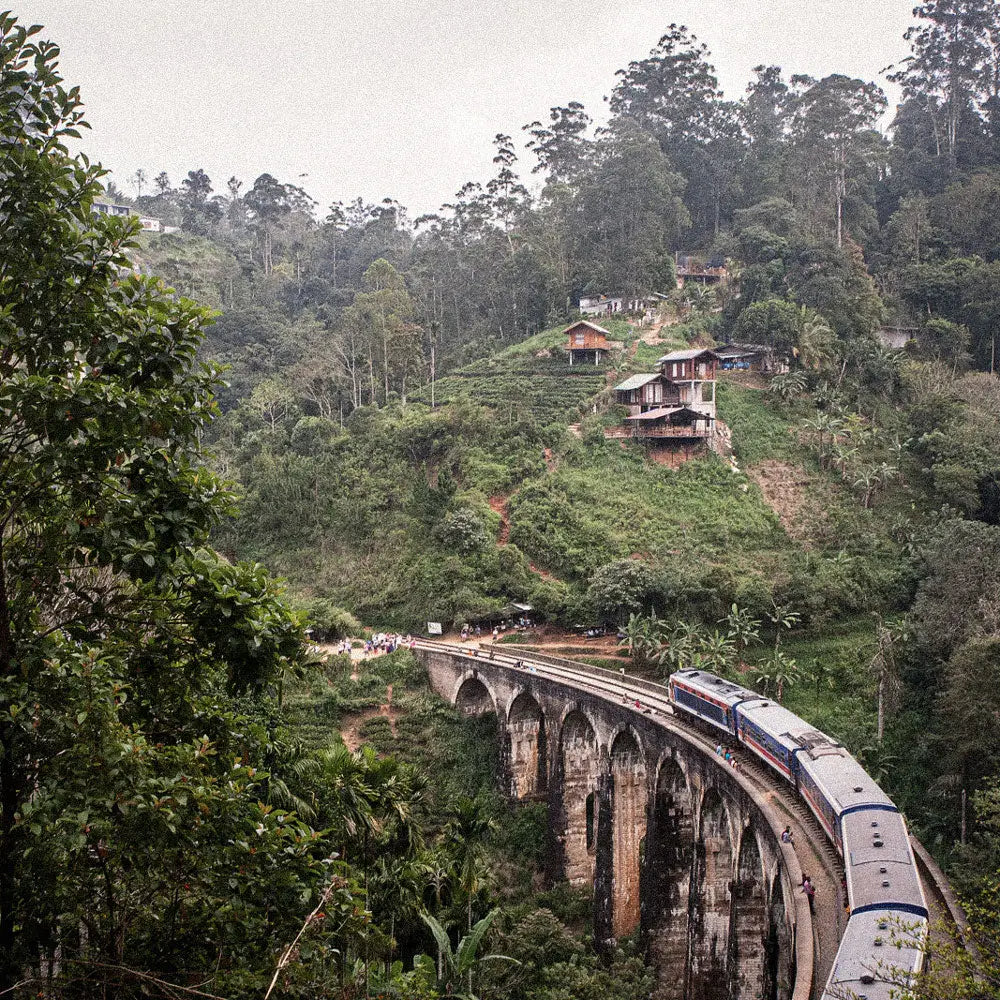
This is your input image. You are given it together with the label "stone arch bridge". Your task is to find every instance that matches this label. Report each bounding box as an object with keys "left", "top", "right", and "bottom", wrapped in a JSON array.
[{"left": 414, "top": 641, "right": 818, "bottom": 1000}]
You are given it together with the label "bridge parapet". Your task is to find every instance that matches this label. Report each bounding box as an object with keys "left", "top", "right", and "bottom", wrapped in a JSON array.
[{"left": 415, "top": 643, "right": 814, "bottom": 1000}]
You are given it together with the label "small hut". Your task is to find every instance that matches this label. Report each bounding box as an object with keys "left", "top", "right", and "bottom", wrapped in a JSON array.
[{"left": 564, "top": 320, "right": 611, "bottom": 366}]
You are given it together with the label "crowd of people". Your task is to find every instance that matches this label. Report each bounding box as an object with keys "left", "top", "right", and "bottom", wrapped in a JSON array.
[
  {"left": 714, "top": 742, "right": 743, "bottom": 773},
  {"left": 459, "top": 617, "right": 537, "bottom": 642},
  {"left": 332, "top": 633, "right": 418, "bottom": 658}
]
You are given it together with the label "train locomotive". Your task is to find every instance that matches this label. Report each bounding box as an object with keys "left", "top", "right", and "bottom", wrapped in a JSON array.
[{"left": 668, "top": 668, "right": 927, "bottom": 1000}]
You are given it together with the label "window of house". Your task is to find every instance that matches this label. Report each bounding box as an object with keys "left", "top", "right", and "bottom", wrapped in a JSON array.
[
  {"left": 672, "top": 363, "right": 678, "bottom": 378},
  {"left": 575, "top": 332, "right": 585, "bottom": 344},
  {"left": 652, "top": 382, "right": 662, "bottom": 403}
]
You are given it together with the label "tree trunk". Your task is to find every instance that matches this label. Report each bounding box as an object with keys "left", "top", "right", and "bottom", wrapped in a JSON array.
[
  {"left": 877, "top": 672, "right": 885, "bottom": 744},
  {"left": 0, "top": 543, "right": 18, "bottom": 994}
]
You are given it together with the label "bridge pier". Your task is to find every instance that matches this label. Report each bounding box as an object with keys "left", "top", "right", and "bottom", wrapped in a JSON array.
[
  {"left": 642, "top": 753, "right": 694, "bottom": 999},
  {"left": 557, "top": 708, "right": 600, "bottom": 886},
  {"left": 610, "top": 730, "right": 646, "bottom": 938}
]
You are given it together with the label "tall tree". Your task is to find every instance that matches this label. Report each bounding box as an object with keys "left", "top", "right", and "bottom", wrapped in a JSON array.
[
  {"left": 575, "top": 123, "right": 688, "bottom": 295},
  {"left": 787, "top": 74, "right": 888, "bottom": 245},
  {"left": 523, "top": 102, "right": 594, "bottom": 182},
  {"left": 890, "top": 0, "right": 998, "bottom": 167},
  {"left": 0, "top": 17, "right": 312, "bottom": 991}
]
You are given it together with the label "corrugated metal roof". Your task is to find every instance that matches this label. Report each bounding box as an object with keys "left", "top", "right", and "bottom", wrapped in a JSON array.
[
  {"left": 657, "top": 348, "right": 719, "bottom": 363},
  {"left": 624, "top": 406, "right": 686, "bottom": 421},
  {"left": 613, "top": 373, "right": 660, "bottom": 391},
  {"left": 564, "top": 320, "right": 611, "bottom": 336}
]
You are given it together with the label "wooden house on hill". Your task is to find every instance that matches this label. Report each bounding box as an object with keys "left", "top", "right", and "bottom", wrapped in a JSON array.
[
  {"left": 608, "top": 348, "right": 720, "bottom": 456},
  {"left": 655, "top": 348, "right": 719, "bottom": 418},
  {"left": 564, "top": 320, "right": 612, "bottom": 366}
]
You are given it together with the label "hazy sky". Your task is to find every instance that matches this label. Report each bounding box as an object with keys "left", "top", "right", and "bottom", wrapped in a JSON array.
[{"left": 26, "top": 0, "right": 916, "bottom": 216}]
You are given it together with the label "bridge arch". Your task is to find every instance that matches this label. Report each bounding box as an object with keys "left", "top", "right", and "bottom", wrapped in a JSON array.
[
  {"left": 729, "top": 827, "right": 768, "bottom": 1000},
  {"left": 609, "top": 728, "right": 647, "bottom": 937},
  {"left": 506, "top": 690, "right": 547, "bottom": 799},
  {"left": 454, "top": 671, "right": 497, "bottom": 717},
  {"left": 643, "top": 752, "right": 695, "bottom": 1000},
  {"left": 558, "top": 708, "right": 600, "bottom": 884},
  {"left": 690, "top": 785, "right": 735, "bottom": 1000}
]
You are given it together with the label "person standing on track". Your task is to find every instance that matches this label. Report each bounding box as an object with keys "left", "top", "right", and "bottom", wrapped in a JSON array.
[{"left": 801, "top": 876, "right": 815, "bottom": 913}]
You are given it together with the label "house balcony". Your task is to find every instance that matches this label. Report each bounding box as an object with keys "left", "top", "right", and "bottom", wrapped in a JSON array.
[{"left": 604, "top": 424, "right": 711, "bottom": 440}]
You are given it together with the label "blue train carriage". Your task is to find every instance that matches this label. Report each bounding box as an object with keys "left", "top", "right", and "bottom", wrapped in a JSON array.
[
  {"left": 734, "top": 698, "right": 841, "bottom": 784},
  {"left": 795, "top": 748, "right": 893, "bottom": 853},
  {"left": 841, "top": 807, "right": 927, "bottom": 921},
  {"left": 821, "top": 908, "right": 927, "bottom": 1000},
  {"left": 668, "top": 669, "right": 756, "bottom": 737}
]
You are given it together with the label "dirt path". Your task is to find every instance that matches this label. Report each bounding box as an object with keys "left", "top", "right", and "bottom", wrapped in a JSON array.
[
  {"left": 489, "top": 495, "right": 511, "bottom": 544},
  {"left": 746, "top": 460, "right": 819, "bottom": 543},
  {"left": 340, "top": 683, "right": 400, "bottom": 752}
]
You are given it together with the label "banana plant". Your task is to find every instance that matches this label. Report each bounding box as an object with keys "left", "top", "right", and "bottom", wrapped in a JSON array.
[{"left": 420, "top": 908, "right": 519, "bottom": 999}]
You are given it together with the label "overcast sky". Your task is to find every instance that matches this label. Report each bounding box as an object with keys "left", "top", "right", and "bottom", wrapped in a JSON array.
[{"left": 26, "top": 0, "right": 916, "bottom": 216}]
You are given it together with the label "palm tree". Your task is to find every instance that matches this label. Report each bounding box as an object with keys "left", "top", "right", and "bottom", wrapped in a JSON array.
[
  {"left": 444, "top": 796, "right": 497, "bottom": 935},
  {"left": 653, "top": 619, "right": 705, "bottom": 672},
  {"left": 766, "top": 601, "right": 801, "bottom": 653},
  {"left": 769, "top": 369, "right": 808, "bottom": 402},
  {"left": 722, "top": 603, "right": 761, "bottom": 665},
  {"left": 751, "top": 652, "right": 800, "bottom": 703},
  {"left": 868, "top": 616, "right": 906, "bottom": 744},
  {"left": 796, "top": 307, "right": 837, "bottom": 371},
  {"left": 830, "top": 440, "right": 857, "bottom": 480},
  {"left": 697, "top": 629, "right": 738, "bottom": 676},
  {"left": 619, "top": 612, "right": 667, "bottom": 668},
  {"left": 805, "top": 657, "right": 835, "bottom": 709}
]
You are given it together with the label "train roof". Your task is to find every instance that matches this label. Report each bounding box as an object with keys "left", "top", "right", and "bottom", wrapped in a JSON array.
[
  {"left": 821, "top": 909, "right": 926, "bottom": 1000},
  {"left": 669, "top": 669, "right": 758, "bottom": 708},
  {"left": 843, "top": 811, "right": 927, "bottom": 915},
  {"left": 797, "top": 746, "right": 895, "bottom": 815},
  {"left": 736, "top": 699, "right": 841, "bottom": 755}
]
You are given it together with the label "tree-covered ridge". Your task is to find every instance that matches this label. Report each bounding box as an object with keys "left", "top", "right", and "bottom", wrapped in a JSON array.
[{"left": 110, "top": 3, "right": 1000, "bottom": 394}]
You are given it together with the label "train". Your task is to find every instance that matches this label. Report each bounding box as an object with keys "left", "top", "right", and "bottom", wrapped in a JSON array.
[{"left": 668, "top": 667, "right": 927, "bottom": 1000}]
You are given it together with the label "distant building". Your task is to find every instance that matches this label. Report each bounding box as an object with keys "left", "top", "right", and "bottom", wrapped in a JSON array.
[
  {"left": 91, "top": 202, "right": 163, "bottom": 233},
  {"left": 579, "top": 293, "right": 666, "bottom": 320},
  {"left": 714, "top": 342, "right": 788, "bottom": 373},
  {"left": 675, "top": 253, "right": 728, "bottom": 287},
  {"left": 876, "top": 326, "right": 917, "bottom": 350},
  {"left": 564, "top": 320, "right": 611, "bottom": 366},
  {"left": 92, "top": 201, "right": 131, "bottom": 218}
]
